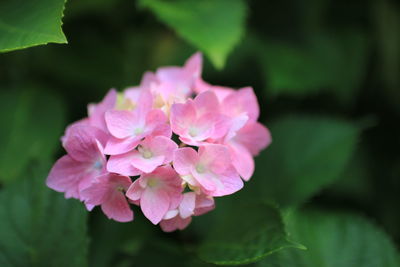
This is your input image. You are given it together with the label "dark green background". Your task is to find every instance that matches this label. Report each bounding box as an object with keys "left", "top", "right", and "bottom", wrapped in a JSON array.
[{"left": 0, "top": 0, "right": 399, "bottom": 266}]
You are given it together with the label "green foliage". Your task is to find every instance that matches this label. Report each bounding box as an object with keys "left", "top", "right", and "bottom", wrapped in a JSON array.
[
  {"left": 0, "top": 89, "right": 66, "bottom": 184},
  {"left": 0, "top": 0, "right": 67, "bottom": 52},
  {"left": 139, "top": 0, "right": 246, "bottom": 69},
  {"left": 246, "top": 115, "right": 360, "bottom": 207},
  {"left": 0, "top": 163, "right": 88, "bottom": 267},
  {"left": 197, "top": 202, "right": 304, "bottom": 265},
  {"left": 259, "top": 31, "right": 369, "bottom": 102},
  {"left": 0, "top": 0, "right": 399, "bottom": 266},
  {"left": 258, "top": 210, "right": 400, "bottom": 267},
  {"left": 89, "top": 210, "right": 155, "bottom": 267}
]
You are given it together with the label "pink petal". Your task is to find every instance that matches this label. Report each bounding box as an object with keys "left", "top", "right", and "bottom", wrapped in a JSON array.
[
  {"left": 80, "top": 174, "right": 111, "bottom": 205},
  {"left": 151, "top": 123, "right": 172, "bottom": 139},
  {"left": 236, "top": 122, "right": 272, "bottom": 155},
  {"left": 192, "top": 171, "right": 218, "bottom": 193},
  {"left": 224, "top": 114, "right": 249, "bottom": 141},
  {"left": 222, "top": 87, "right": 259, "bottom": 122},
  {"left": 189, "top": 113, "right": 218, "bottom": 141},
  {"left": 230, "top": 143, "right": 255, "bottom": 181},
  {"left": 193, "top": 90, "right": 220, "bottom": 116},
  {"left": 140, "top": 71, "right": 158, "bottom": 90},
  {"left": 140, "top": 188, "right": 170, "bottom": 224},
  {"left": 170, "top": 101, "right": 197, "bottom": 135},
  {"left": 179, "top": 192, "right": 196, "bottom": 219},
  {"left": 194, "top": 195, "right": 215, "bottom": 216},
  {"left": 104, "top": 136, "right": 141, "bottom": 155},
  {"left": 198, "top": 144, "right": 231, "bottom": 174},
  {"left": 131, "top": 153, "right": 165, "bottom": 173},
  {"left": 145, "top": 109, "right": 171, "bottom": 138},
  {"left": 88, "top": 89, "right": 117, "bottom": 132},
  {"left": 147, "top": 136, "right": 178, "bottom": 163},
  {"left": 169, "top": 190, "right": 183, "bottom": 211},
  {"left": 160, "top": 216, "right": 192, "bottom": 232},
  {"left": 210, "top": 166, "right": 244, "bottom": 197},
  {"left": 61, "top": 118, "right": 90, "bottom": 145},
  {"left": 184, "top": 52, "right": 202, "bottom": 80},
  {"left": 194, "top": 79, "right": 234, "bottom": 101},
  {"left": 46, "top": 155, "right": 96, "bottom": 199},
  {"left": 102, "top": 193, "right": 134, "bottom": 222},
  {"left": 85, "top": 203, "right": 95, "bottom": 211},
  {"left": 105, "top": 110, "right": 138, "bottom": 139},
  {"left": 63, "top": 125, "right": 105, "bottom": 162},
  {"left": 210, "top": 114, "right": 231, "bottom": 140},
  {"left": 136, "top": 89, "right": 154, "bottom": 118},
  {"left": 173, "top": 147, "right": 198, "bottom": 175},
  {"left": 164, "top": 209, "right": 179, "bottom": 220},
  {"left": 124, "top": 87, "right": 141, "bottom": 104},
  {"left": 107, "top": 152, "right": 142, "bottom": 176},
  {"left": 156, "top": 66, "right": 183, "bottom": 83},
  {"left": 126, "top": 179, "right": 144, "bottom": 201}
]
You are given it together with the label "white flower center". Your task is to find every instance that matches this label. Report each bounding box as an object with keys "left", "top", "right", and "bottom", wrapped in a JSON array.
[
  {"left": 147, "top": 178, "right": 159, "bottom": 188},
  {"left": 189, "top": 127, "right": 198, "bottom": 137},
  {"left": 143, "top": 150, "right": 153, "bottom": 159},
  {"left": 93, "top": 160, "right": 103, "bottom": 170},
  {"left": 196, "top": 164, "right": 206, "bottom": 174},
  {"left": 138, "top": 145, "right": 153, "bottom": 159},
  {"left": 134, "top": 127, "right": 144, "bottom": 135}
]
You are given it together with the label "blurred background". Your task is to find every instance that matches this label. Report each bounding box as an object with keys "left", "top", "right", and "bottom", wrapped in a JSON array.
[{"left": 0, "top": 0, "right": 399, "bottom": 266}]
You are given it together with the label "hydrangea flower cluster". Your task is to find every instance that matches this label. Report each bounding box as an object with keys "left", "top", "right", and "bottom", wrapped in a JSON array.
[{"left": 46, "top": 53, "right": 271, "bottom": 232}]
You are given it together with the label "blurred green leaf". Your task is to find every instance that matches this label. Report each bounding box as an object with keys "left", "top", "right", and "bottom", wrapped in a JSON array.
[
  {"left": 0, "top": 162, "right": 88, "bottom": 267},
  {"left": 197, "top": 202, "right": 304, "bottom": 265},
  {"left": 259, "top": 31, "right": 369, "bottom": 102},
  {"left": 258, "top": 210, "right": 400, "bottom": 267},
  {"left": 0, "top": 0, "right": 67, "bottom": 52},
  {"left": 372, "top": 0, "right": 400, "bottom": 109},
  {"left": 0, "top": 89, "right": 66, "bottom": 184},
  {"left": 89, "top": 210, "right": 155, "bottom": 267},
  {"left": 139, "top": 0, "right": 247, "bottom": 69},
  {"left": 325, "top": 146, "right": 373, "bottom": 201},
  {"left": 246, "top": 115, "right": 360, "bottom": 207}
]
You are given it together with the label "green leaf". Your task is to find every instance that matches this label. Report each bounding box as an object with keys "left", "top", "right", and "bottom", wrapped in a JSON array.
[
  {"left": 139, "top": 0, "right": 247, "bottom": 69},
  {"left": 0, "top": 0, "right": 67, "bottom": 52},
  {"left": 0, "top": 162, "right": 88, "bottom": 267},
  {"left": 0, "top": 89, "right": 66, "bottom": 183},
  {"left": 245, "top": 115, "right": 360, "bottom": 207},
  {"left": 259, "top": 31, "right": 369, "bottom": 102},
  {"left": 197, "top": 201, "right": 304, "bottom": 265},
  {"left": 89, "top": 210, "right": 155, "bottom": 267},
  {"left": 258, "top": 210, "right": 400, "bottom": 267}
]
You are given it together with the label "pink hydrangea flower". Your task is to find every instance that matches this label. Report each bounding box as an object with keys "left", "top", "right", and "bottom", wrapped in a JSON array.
[
  {"left": 152, "top": 52, "right": 202, "bottom": 107},
  {"left": 125, "top": 166, "right": 183, "bottom": 224},
  {"left": 81, "top": 173, "right": 133, "bottom": 222},
  {"left": 47, "top": 125, "right": 107, "bottom": 200},
  {"left": 173, "top": 144, "right": 243, "bottom": 196},
  {"left": 107, "top": 135, "right": 178, "bottom": 174},
  {"left": 46, "top": 52, "right": 271, "bottom": 230},
  {"left": 170, "top": 91, "right": 229, "bottom": 146},
  {"left": 160, "top": 192, "right": 215, "bottom": 232},
  {"left": 104, "top": 91, "right": 171, "bottom": 155},
  {"left": 217, "top": 87, "right": 272, "bottom": 180},
  {"left": 88, "top": 89, "right": 117, "bottom": 133}
]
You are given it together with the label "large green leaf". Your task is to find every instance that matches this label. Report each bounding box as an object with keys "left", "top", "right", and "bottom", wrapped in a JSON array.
[
  {"left": 197, "top": 201, "right": 304, "bottom": 265},
  {"left": 258, "top": 210, "right": 400, "bottom": 267},
  {"left": 0, "top": 89, "right": 66, "bottom": 184},
  {"left": 139, "top": 0, "right": 247, "bottom": 69},
  {"left": 0, "top": 0, "right": 67, "bottom": 52},
  {"left": 259, "top": 31, "right": 369, "bottom": 102},
  {"left": 244, "top": 115, "right": 360, "bottom": 207},
  {"left": 0, "top": 163, "right": 88, "bottom": 267},
  {"left": 89, "top": 210, "right": 155, "bottom": 267}
]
